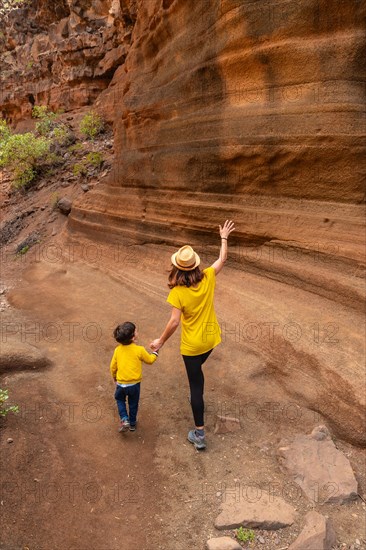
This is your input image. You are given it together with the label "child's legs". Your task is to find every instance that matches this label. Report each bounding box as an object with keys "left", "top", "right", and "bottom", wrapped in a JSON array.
[
  {"left": 183, "top": 350, "right": 212, "bottom": 427},
  {"left": 114, "top": 385, "right": 128, "bottom": 421},
  {"left": 126, "top": 383, "right": 141, "bottom": 426}
]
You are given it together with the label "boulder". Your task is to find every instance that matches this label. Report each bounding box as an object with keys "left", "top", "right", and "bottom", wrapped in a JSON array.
[
  {"left": 288, "top": 511, "right": 336, "bottom": 550},
  {"left": 214, "top": 486, "right": 297, "bottom": 530},
  {"left": 0, "top": 337, "right": 52, "bottom": 374},
  {"left": 277, "top": 430, "right": 358, "bottom": 504}
]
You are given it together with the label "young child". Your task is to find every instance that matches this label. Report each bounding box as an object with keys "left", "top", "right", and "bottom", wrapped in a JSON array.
[{"left": 110, "top": 322, "right": 159, "bottom": 432}]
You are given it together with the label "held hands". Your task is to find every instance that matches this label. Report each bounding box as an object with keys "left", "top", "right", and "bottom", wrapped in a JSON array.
[
  {"left": 219, "top": 220, "right": 235, "bottom": 239},
  {"left": 150, "top": 338, "right": 163, "bottom": 352}
]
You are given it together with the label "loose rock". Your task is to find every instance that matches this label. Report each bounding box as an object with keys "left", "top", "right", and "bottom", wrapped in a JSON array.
[
  {"left": 57, "top": 198, "right": 72, "bottom": 215},
  {"left": 214, "top": 486, "right": 297, "bottom": 530},
  {"left": 214, "top": 415, "right": 241, "bottom": 434},
  {"left": 206, "top": 537, "right": 242, "bottom": 550},
  {"left": 310, "top": 425, "right": 331, "bottom": 441},
  {"left": 7, "top": 438, "right": 14, "bottom": 444}
]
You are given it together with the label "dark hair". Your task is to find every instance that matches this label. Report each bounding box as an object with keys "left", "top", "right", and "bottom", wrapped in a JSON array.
[
  {"left": 114, "top": 322, "right": 136, "bottom": 345},
  {"left": 168, "top": 266, "right": 204, "bottom": 289}
]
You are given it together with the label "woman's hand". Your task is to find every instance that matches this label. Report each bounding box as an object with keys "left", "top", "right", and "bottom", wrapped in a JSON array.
[
  {"left": 219, "top": 219, "right": 235, "bottom": 239},
  {"left": 150, "top": 338, "right": 163, "bottom": 352}
]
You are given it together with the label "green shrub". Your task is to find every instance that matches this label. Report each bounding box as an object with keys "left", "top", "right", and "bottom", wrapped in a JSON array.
[
  {"left": 44, "top": 152, "right": 64, "bottom": 166},
  {"left": 51, "top": 124, "right": 73, "bottom": 146},
  {"left": 0, "top": 132, "right": 50, "bottom": 188},
  {"left": 72, "top": 151, "right": 104, "bottom": 177},
  {"left": 80, "top": 111, "right": 104, "bottom": 140},
  {"left": 73, "top": 162, "right": 87, "bottom": 177},
  {"left": 0, "top": 389, "right": 19, "bottom": 417},
  {"left": 86, "top": 151, "right": 103, "bottom": 168},
  {"left": 235, "top": 527, "right": 255, "bottom": 543},
  {"left": 32, "top": 105, "right": 58, "bottom": 136},
  {"left": 0, "top": 118, "right": 11, "bottom": 144},
  {"left": 68, "top": 142, "right": 84, "bottom": 154}
]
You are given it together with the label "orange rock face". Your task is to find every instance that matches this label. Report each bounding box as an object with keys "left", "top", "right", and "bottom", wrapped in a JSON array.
[{"left": 70, "top": 0, "right": 365, "bottom": 302}]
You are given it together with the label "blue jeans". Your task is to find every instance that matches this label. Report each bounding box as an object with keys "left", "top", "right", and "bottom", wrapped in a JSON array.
[{"left": 114, "top": 383, "right": 140, "bottom": 425}]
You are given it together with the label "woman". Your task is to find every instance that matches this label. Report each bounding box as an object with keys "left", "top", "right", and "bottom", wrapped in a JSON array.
[{"left": 150, "top": 220, "right": 235, "bottom": 450}]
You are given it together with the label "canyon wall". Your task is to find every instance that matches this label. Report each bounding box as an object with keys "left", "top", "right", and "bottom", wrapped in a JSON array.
[
  {"left": 0, "top": 0, "right": 137, "bottom": 122},
  {"left": 69, "top": 0, "right": 365, "bottom": 305}
]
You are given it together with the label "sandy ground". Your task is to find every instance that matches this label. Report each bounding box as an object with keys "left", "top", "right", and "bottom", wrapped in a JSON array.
[{"left": 0, "top": 224, "right": 365, "bottom": 549}]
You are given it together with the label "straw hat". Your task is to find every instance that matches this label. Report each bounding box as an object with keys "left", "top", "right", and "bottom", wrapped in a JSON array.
[{"left": 171, "top": 245, "right": 200, "bottom": 271}]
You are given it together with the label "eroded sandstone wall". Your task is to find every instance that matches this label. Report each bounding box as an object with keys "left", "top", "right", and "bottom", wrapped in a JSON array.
[
  {"left": 0, "top": 0, "right": 137, "bottom": 122},
  {"left": 70, "top": 0, "right": 365, "bottom": 302}
]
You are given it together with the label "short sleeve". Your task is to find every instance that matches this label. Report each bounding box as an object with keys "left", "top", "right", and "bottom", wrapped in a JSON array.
[
  {"left": 204, "top": 266, "right": 216, "bottom": 287},
  {"left": 167, "top": 287, "right": 182, "bottom": 310}
]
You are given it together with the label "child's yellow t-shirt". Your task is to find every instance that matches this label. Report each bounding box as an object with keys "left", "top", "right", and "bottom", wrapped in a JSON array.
[
  {"left": 110, "top": 343, "right": 157, "bottom": 385},
  {"left": 166, "top": 267, "right": 221, "bottom": 356}
]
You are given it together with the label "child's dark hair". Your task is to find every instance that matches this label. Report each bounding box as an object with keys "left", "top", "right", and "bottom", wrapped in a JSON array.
[{"left": 114, "top": 322, "right": 136, "bottom": 345}]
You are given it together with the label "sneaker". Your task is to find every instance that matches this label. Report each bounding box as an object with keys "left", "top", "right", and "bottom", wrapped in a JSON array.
[
  {"left": 187, "top": 429, "right": 206, "bottom": 450},
  {"left": 119, "top": 419, "right": 130, "bottom": 432},
  {"left": 129, "top": 424, "right": 136, "bottom": 432}
]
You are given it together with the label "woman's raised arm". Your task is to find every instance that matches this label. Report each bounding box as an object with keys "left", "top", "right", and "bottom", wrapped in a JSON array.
[{"left": 211, "top": 220, "right": 235, "bottom": 275}]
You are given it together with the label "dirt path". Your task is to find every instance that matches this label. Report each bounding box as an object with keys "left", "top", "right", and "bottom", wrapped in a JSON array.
[{"left": 1, "top": 242, "right": 365, "bottom": 550}]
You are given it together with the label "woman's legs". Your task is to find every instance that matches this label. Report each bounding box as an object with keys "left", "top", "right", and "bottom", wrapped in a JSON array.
[{"left": 183, "top": 350, "right": 212, "bottom": 428}]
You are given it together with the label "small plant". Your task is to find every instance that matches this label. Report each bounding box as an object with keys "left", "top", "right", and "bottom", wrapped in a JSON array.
[
  {"left": 51, "top": 124, "right": 72, "bottom": 146},
  {"left": 73, "top": 162, "right": 87, "bottom": 177},
  {"left": 44, "top": 152, "right": 64, "bottom": 166},
  {"left": 72, "top": 151, "right": 104, "bottom": 177},
  {"left": 17, "top": 245, "right": 29, "bottom": 255},
  {"left": 0, "top": 389, "right": 19, "bottom": 417},
  {"left": 80, "top": 111, "right": 104, "bottom": 140},
  {"left": 68, "top": 142, "right": 84, "bottom": 154},
  {"left": 235, "top": 527, "right": 255, "bottom": 543},
  {"left": 32, "top": 105, "right": 58, "bottom": 136},
  {"left": 86, "top": 151, "right": 103, "bottom": 168}
]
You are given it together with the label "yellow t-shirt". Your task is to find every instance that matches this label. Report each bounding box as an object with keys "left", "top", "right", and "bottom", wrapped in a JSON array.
[
  {"left": 110, "top": 343, "right": 158, "bottom": 385},
  {"left": 167, "top": 267, "right": 221, "bottom": 356}
]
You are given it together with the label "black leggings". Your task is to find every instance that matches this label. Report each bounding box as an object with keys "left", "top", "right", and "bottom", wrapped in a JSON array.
[{"left": 182, "top": 349, "right": 212, "bottom": 427}]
